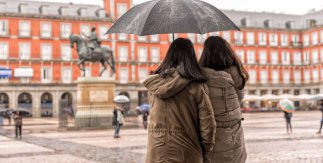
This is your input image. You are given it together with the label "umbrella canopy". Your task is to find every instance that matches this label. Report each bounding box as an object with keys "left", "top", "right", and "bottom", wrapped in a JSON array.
[
  {"left": 113, "top": 95, "right": 130, "bottom": 103},
  {"left": 11, "top": 108, "right": 31, "bottom": 115},
  {"left": 139, "top": 104, "right": 151, "bottom": 112},
  {"left": 107, "top": 0, "right": 239, "bottom": 35},
  {"left": 279, "top": 99, "right": 295, "bottom": 113},
  {"left": 308, "top": 94, "right": 323, "bottom": 101}
]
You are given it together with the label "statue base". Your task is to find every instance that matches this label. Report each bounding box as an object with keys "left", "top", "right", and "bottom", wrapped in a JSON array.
[{"left": 75, "top": 77, "right": 116, "bottom": 129}]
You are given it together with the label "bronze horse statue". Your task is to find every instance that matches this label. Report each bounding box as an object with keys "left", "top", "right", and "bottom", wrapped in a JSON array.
[{"left": 69, "top": 34, "right": 116, "bottom": 77}]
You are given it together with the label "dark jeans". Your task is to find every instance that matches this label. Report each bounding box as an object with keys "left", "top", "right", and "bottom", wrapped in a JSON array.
[
  {"left": 285, "top": 118, "right": 292, "bottom": 133},
  {"left": 143, "top": 121, "right": 148, "bottom": 129},
  {"left": 114, "top": 122, "right": 121, "bottom": 136},
  {"left": 15, "top": 125, "right": 22, "bottom": 138},
  {"left": 319, "top": 118, "right": 323, "bottom": 132}
]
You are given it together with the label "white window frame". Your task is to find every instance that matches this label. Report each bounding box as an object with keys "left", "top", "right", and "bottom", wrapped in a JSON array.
[
  {"left": 271, "top": 70, "right": 279, "bottom": 84},
  {"left": 40, "top": 22, "right": 52, "bottom": 38},
  {"left": 258, "top": 32, "right": 267, "bottom": 46},
  {"left": 41, "top": 44, "right": 52, "bottom": 60},
  {"left": 293, "top": 52, "right": 302, "bottom": 65},
  {"left": 234, "top": 31, "right": 243, "bottom": 45},
  {"left": 138, "top": 47, "right": 148, "bottom": 62},
  {"left": 303, "top": 34, "right": 310, "bottom": 47},
  {"left": 320, "top": 30, "right": 323, "bottom": 43},
  {"left": 270, "top": 51, "right": 278, "bottom": 64},
  {"left": 303, "top": 51, "right": 310, "bottom": 64},
  {"left": 118, "top": 46, "right": 128, "bottom": 62},
  {"left": 119, "top": 68, "right": 128, "bottom": 84},
  {"left": 283, "top": 70, "right": 290, "bottom": 84},
  {"left": 312, "top": 32, "right": 318, "bottom": 45},
  {"left": 85, "top": 67, "right": 91, "bottom": 77},
  {"left": 291, "top": 34, "right": 300, "bottom": 46},
  {"left": 151, "top": 47, "right": 159, "bottom": 63},
  {"left": 0, "top": 20, "right": 8, "bottom": 36},
  {"left": 247, "top": 50, "right": 255, "bottom": 64},
  {"left": 294, "top": 70, "right": 301, "bottom": 84},
  {"left": 282, "top": 51, "right": 290, "bottom": 65},
  {"left": 313, "top": 69, "right": 319, "bottom": 83},
  {"left": 320, "top": 48, "right": 323, "bottom": 63},
  {"left": 80, "top": 24, "right": 90, "bottom": 37},
  {"left": 304, "top": 70, "right": 310, "bottom": 83},
  {"left": 260, "top": 69, "right": 267, "bottom": 84},
  {"left": 61, "top": 67, "right": 72, "bottom": 83},
  {"left": 138, "top": 68, "right": 148, "bottom": 83},
  {"left": 269, "top": 33, "right": 278, "bottom": 46},
  {"left": 236, "top": 50, "right": 244, "bottom": 63},
  {"left": 280, "top": 34, "right": 289, "bottom": 47},
  {"left": 187, "top": 34, "right": 195, "bottom": 43},
  {"left": 150, "top": 35, "right": 159, "bottom": 43},
  {"left": 118, "top": 33, "right": 127, "bottom": 41},
  {"left": 117, "top": 3, "right": 127, "bottom": 18},
  {"left": 41, "top": 67, "right": 52, "bottom": 83},
  {"left": 222, "top": 32, "right": 231, "bottom": 43},
  {"left": 61, "top": 44, "right": 72, "bottom": 61},
  {"left": 248, "top": 70, "right": 256, "bottom": 84},
  {"left": 246, "top": 32, "right": 255, "bottom": 45},
  {"left": 60, "top": 23, "right": 71, "bottom": 39},
  {"left": 0, "top": 42, "right": 8, "bottom": 59},
  {"left": 138, "top": 36, "right": 148, "bottom": 42},
  {"left": 312, "top": 49, "right": 318, "bottom": 64},
  {"left": 19, "top": 21, "right": 31, "bottom": 37},
  {"left": 99, "top": 25, "right": 109, "bottom": 40},
  {"left": 19, "top": 42, "right": 31, "bottom": 60},
  {"left": 259, "top": 51, "right": 267, "bottom": 65}
]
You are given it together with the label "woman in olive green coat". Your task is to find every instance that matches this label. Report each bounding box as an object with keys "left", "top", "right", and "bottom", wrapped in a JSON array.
[
  {"left": 144, "top": 38, "right": 216, "bottom": 163},
  {"left": 200, "top": 36, "right": 249, "bottom": 163}
]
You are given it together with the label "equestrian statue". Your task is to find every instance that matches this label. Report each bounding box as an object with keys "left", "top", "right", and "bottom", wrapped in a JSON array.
[{"left": 69, "top": 27, "right": 116, "bottom": 77}]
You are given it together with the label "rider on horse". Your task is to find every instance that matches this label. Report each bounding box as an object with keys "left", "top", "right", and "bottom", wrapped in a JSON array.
[{"left": 87, "top": 27, "right": 101, "bottom": 55}]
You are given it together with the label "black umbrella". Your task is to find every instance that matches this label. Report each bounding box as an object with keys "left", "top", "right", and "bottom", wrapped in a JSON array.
[{"left": 106, "top": 0, "right": 239, "bottom": 36}]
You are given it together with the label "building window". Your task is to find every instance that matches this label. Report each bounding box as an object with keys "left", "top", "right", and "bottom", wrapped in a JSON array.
[
  {"left": 168, "top": 33, "right": 178, "bottom": 42},
  {"left": 138, "top": 68, "right": 148, "bottom": 83},
  {"left": 60, "top": 23, "right": 71, "bottom": 38},
  {"left": 236, "top": 50, "right": 244, "bottom": 63},
  {"left": 40, "top": 22, "right": 52, "bottom": 38},
  {"left": 80, "top": 24, "right": 90, "bottom": 37},
  {"left": 247, "top": 50, "right": 255, "bottom": 64},
  {"left": 85, "top": 67, "right": 91, "bottom": 77},
  {"left": 234, "top": 31, "right": 243, "bottom": 45},
  {"left": 312, "top": 32, "right": 318, "bottom": 45},
  {"left": 19, "top": 43, "right": 30, "bottom": 60},
  {"left": 321, "top": 48, "right": 323, "bottom": 62},
  {"left": 303, "top": 51, "right": 310, "bottom": 64},
  {"left": 248, "top": 70, "right": 256, "bottom": 84},
  {"left": 246, "top": 32, "right": 254, "bottom": 45},
  {"left": 320, "top": 30, "right": 323, "bottom": 43},
  {"left": 291, "top": 34, "right": 300, "bottom": 46},
  {"left": 222, "top": 32, "right": 231, "bottom": 43},
  {"left": 150, "top": 35, "right": 159, "bottom": 43},
  {"left": 197, "top": 34, "right": 207, "bottom": 44},
  {"left": 41, "top": 67, "right": 52, "bottom": 83},
  {"left": 61, "top": 44, "right": 72, "bottom": 61},
  {"left": 0, "top": 20, "right": 8, "bottom": 36},
  {"left": 283, "top": 70, "right": 290, "bottom": 84},
  {"left": 269, "top": 33, "right": 278, "bottom": 46},
  {"left": 19, "top": 21, "right": 31, "bottom": 37},
  {"left": 270, "top": 51, "right": 278, "bottom": 64},
  {"left": 118, "top": 33, "right": 127, "bottom": 41},
  {"left": 282, "top": 51, "right": 290, "bottom": 65},
  {"left": 187, "top": 34, "right": 195, "bottom": 43},
  {"left": 281, "top": 34, "right": 288, "bottom": 46},
  {"left": 118, "top": 46, "right": 128, "bottom": 62},
  {"left": 304, "top": 70, "right": 310, "bottom": 83},
  {"left": 313, "top": 69, "right": 319, "bottom": 83},
  {"left": 138, "top": 47, "right": 148, "bottom": 62},
  {"left": 294, "top": 70, "right": 301, "bottom": 84},
  {"left": 293, "top": 52, "right": 302, "bottom": 65},
  {"left": 99, "top": 25, "right": 108, "bottom": 40},
  {"left": 258, "top": 32, "right": 267, "bottom": 46},
  {"left": 119, "top": 68, "right": 128, "bottom": 83},
  {"left": 271, "top": 70, "right": 279, "bottom": 84},
  {"left": 0, "top": 42, "right": 8, "bottom": 59},
  {"left": 138, "top": 36, "right": 147, "bottom": 42},
  {"left": 117, "top": 3, "right": 127, "bottom": 18},
  {"left": 62, "top": 67, "right": 72, "bottom": 83},
  {"left": 259, "top": 51, "right": 267, "bottom": 65},
  {"left": 260, "top": 70, "right": 267, "bottom": 84},
  {"left": 312, "top": 50, "right": 318, "bottom": 64},
  {"left": 303, "top": 34, "right": 309, "bottom": 47},
  {"left": 41, "top": 44, "right": 52, "bottom": 60},
  {"left": 151, "top": 47, "right": 159, "bottom": 63}
]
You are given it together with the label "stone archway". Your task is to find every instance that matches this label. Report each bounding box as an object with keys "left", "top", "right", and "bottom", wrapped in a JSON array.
[
  {"left": 18, "top": 92, "right": 32, "bottom": 116},
  {"left": 0, "top": 92, "right": 9, "bottom": 108},
  {"left": 41, "top": 92, "right": 53, "bottom": 117},
  {"left": 61, "top": 92, "right": 73, "bottom": 107}
]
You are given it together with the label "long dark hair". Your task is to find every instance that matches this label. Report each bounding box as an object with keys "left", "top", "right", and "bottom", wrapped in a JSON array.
[
  {"left": 199, "top": 36, "right": 249, "bottom": 89},
  {"left": 154, "top": 38, "right": 205, "bottom": 81}
]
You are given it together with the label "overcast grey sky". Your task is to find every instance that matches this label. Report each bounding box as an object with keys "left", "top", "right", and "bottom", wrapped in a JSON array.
[{"left": 31, "top": 0, "right": 323, "bottom": 15}]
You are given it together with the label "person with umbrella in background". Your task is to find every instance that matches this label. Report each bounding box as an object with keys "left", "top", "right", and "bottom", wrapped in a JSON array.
[
  {"left": 14, "top": 112, "right": 23, "bottom": 139},
  {"left": 112, "top": 104, "right": 125, "bottom": 138},
  {"left": 0, "top": 111, "right": 3, "bottom": 128},
  {"left": 317, "top": 100, "right": 323, "bottom": 134},
  {"left": 279, "top": 99, "right": 295, "bottom": 134},
  {"left": 139, "top": 104, "right": 150, "bottom": 129}
]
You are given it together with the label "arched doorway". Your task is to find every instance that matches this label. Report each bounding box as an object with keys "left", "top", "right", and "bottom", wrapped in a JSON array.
[
  {"left": 41, "top": 92, "right": 53, "bottom": 117},
  {"left": 61, "top": 92, "right": 73, "bottom": 107},
  {"left": 18, "top": 92, "right": 32, "bottom": 116},
  {"left": 0, "top": 93, "right": 9, "bottom": 108}
]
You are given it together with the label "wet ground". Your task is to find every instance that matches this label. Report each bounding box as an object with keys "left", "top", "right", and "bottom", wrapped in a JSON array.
[{"left": 0, "top": 111, "right": 322, "bottom": 163}]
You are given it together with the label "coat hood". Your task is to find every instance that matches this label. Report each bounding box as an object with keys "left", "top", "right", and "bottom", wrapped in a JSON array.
[
  {"left": 202, "top": 68, "right": 234, "bottom": 88},
  {"left": 143, "top": 69, "right": 191, "bottom": 99}
]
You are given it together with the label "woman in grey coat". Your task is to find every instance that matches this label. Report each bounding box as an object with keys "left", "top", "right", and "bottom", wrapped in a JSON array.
[{"left": 199, "top": 36, "right": 249, "bottom": 163}]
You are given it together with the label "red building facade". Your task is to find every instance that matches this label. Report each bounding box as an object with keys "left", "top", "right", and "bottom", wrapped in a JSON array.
[{"left": 0, "top": 0, "right": 322, "bottom": 117}]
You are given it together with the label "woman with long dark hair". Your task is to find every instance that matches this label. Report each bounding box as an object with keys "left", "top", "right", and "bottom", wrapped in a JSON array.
[
  {"left": 144, "top": 38, "right": 216, "bottom": 163},
  {"left": 199, "top": 36, "right": 248, "bottom": 163}
]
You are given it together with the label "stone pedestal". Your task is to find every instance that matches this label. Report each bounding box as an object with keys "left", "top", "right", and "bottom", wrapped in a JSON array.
[{"left": 75, "top": 77, "right": 116, "bottom": 129}]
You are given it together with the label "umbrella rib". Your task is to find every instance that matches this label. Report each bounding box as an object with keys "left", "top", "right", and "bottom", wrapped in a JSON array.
[
  {"left": 181, "top": 0, "right": 202, "bottom": 34},
  {"left": 139, "top": 0, "right": 161, "bottom": 35}
]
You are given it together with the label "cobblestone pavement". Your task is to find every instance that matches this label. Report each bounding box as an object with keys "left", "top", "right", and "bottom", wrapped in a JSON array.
[{"left": 0, "top": 111, "right": 323, "bottom": 163}]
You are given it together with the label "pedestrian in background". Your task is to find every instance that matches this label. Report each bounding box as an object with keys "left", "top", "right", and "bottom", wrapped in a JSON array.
[
  {"left": 144, "top": 38, "right": 216, "bottom": 163},
  {"left": 317, "top": 100, "right": 323, "bottom": 134},
  {"left": 199, "top": 36, "right": 248, "bottom": 163},
  {"left": 112, "top": 105, "right": 124, "bottom": 138},
  {"left": 284, "top": 110, "right": 293, "bottom": 133},
  {"left": 14, "top": 112, "right": 23, "bottom": 139},
  {"left": 0, "top": 113, "right": 3, "bottom": 128},
  {"left": 142, "top": 112, "right": 148, "bottom": 130}
]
